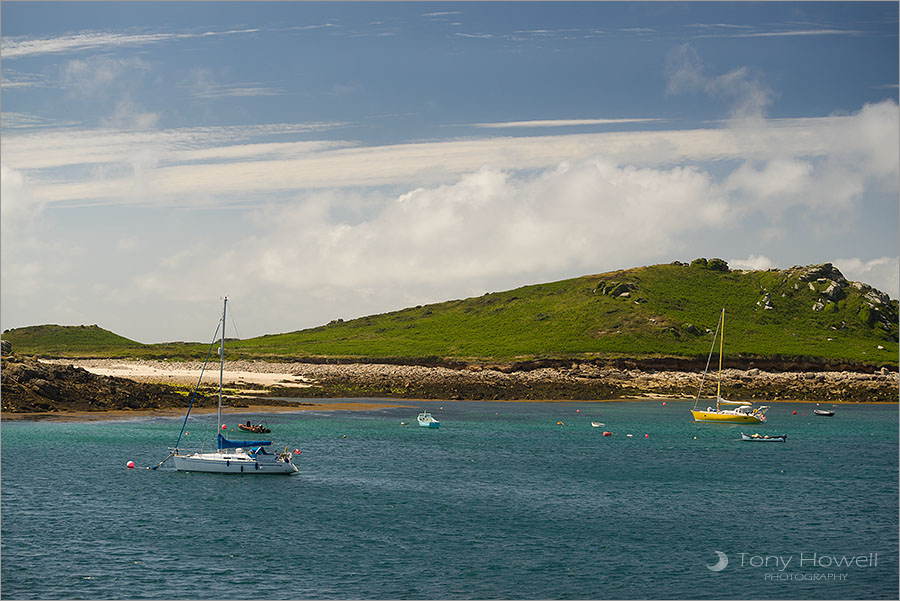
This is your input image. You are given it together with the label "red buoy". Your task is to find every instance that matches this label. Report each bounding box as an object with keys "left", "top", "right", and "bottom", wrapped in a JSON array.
[
  {"left": 221, "top": 424, "right": 227, "bottom": 429},
  {"left": 793, "top": 411, "right": 797, "bottom": 415},
  {"left": 645, "top": 434, "right": 649, "bottom": 438},
  {"left": 126, "top": 461, "right": 135, "bottom": 469},
  {"left": 602, "top": 431, "right": 612, "bottom": 436},
  {"left": 662, "top": 402, "right": 666, "bottom": 406},
  {"left": 294, "top": 449, "right": 301, "bottom": 454}
]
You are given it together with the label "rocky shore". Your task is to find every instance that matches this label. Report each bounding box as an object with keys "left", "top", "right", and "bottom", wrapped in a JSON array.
[
  {"left": 13, "top": 357, "right": 898, "bottom": 407},
  {"left": 0, "top": 355, "right": 304, "bottom": 414}
]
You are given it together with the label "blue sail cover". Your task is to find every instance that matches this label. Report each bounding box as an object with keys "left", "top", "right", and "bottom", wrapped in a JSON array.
[{"left": 217, "top": 434, "right": 272, "bottom": 449}]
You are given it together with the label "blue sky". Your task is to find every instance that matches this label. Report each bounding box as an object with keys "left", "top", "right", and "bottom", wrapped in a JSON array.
[{"left": 2, "top": 1, "right": 898, "bottom": 343}]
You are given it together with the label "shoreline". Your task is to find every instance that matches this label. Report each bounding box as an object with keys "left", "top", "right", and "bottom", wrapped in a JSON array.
[
  {"left": 11, "top": 358, "right": 898, "bottom": 413},
  {"left": 3, "top": 395, "right": 888, "bottom": 423},
  {"left": 2, "top": 400, "right": 412, "bottom": 422}
]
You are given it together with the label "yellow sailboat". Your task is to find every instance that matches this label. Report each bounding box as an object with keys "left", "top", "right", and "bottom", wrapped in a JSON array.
[{"left": 691, "top": 308, "right": 769, "bottom": 424}]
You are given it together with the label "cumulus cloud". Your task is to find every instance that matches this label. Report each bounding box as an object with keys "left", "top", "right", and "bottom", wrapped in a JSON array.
[
  {"left": 123, "top": 159, "right": 732, "bottom": 336},
  {"left": 728, "top": 255, "right": 776, "bottom": 271}
]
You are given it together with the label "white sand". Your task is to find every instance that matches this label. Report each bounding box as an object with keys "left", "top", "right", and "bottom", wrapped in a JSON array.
[{"left": 41, "top": 359, "right": 311, "bottom": 388}]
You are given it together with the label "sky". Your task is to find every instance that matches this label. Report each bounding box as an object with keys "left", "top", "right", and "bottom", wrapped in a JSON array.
[{"left": 1, "top": 1, "right": 898, "bottom": 344}]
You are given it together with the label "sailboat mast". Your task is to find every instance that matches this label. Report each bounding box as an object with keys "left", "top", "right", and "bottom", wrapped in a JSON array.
[
  {"left": 716, "top": 308, "right": 724, "bottom": 409},
  {"left": 217, "top": 296, "right": 227, "bottom": 435}
]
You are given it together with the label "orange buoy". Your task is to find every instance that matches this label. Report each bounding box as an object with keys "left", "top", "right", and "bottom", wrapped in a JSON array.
[
  {"left": 126, "top": 461, "right": 135, "bottom": 469},
  {"left": 602, "top": 431, "right": 612, "bottom": 436}
]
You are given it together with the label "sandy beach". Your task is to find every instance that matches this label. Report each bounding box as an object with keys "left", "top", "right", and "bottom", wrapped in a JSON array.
[{"left": 40, "top": 358, "right": 312, "bottom": 389}]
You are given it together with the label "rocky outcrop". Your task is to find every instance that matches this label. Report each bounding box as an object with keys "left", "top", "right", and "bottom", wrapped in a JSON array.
[{"left": 0, "top": 354, "right": 211, "bottom": 413}]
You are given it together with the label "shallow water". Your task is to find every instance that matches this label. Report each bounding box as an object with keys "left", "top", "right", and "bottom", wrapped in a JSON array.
[{"left": 2, "top": 400, "right": 897, "bottom": 599}]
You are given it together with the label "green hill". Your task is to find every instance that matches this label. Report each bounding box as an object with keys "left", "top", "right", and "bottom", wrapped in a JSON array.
[
  {"left": 3, "top": 262, "right": 898, "bottom": 366},
  {"left": 1, "top": 324, "right": 143, "bottom": 356},
  {"left": 232, "top": 261, "right": 898, "bottom": 365}
]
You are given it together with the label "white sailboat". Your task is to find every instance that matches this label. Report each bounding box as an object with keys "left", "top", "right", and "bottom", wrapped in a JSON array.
[{"left": 167, "top": 297, "right": 298, "bottom": 475}]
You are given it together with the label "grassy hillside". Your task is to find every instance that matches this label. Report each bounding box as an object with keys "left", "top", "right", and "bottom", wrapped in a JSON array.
[
  {"left": 3, "top": 262, "right": 898, "bottom": 366},
  {"left": 232, "top": 261, "right": 898, "bottom": 364},
  {"left": 1, "top": 324, "right": 143, "bottom": 356}
]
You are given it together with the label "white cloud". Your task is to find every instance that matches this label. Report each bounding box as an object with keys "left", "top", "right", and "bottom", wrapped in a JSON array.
[
  {"left": 728, "top": 255, "right": 776, "bottom": 271},
  {"left": 1, "top": 28, "right": 262, "bottom": 59},
  {"left": 11, "top": 102, "right": 894, "bottom": 209},
  {"left": 124, "top": 159, "right": 731, "bottom": 337},
  {"left": 471, "top": 118, "right": 663, "bottom": 129}
]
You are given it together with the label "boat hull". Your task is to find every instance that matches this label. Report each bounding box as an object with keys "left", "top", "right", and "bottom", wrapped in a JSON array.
[
  {"left": 741, "top": 432, "right": 786, "bottom": 442},
  {"left": 691, "top": 410, "right": 765, "bottom": 424},
  {"left": 417, "top": 421, "right": 440, "bottom": 428},
  {"left": 173, "top": 452, "right": 297, "bottom": 474},
  {"left": 238, "top": 424, "right": 270, "bottom": 433}
]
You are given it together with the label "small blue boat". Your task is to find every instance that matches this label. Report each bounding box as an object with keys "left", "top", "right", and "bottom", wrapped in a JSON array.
[{"left": 417, "top": 411, "right": 440, "bottom": 428}]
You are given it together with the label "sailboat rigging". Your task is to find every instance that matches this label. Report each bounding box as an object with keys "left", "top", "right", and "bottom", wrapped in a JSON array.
[
  {"left": 690, "top": 308, "right": 769, "bottom": 424},
  {"left": 161, "top": 297, "right": 298, "bottom": 474}
]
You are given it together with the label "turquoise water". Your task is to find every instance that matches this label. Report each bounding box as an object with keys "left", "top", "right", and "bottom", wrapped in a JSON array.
[{"left": 2, "top": 400, "right": 897, "bottom": 599}]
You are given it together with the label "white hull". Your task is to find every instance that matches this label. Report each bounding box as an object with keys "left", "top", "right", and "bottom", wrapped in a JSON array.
[
  {"left": 417, "top": 411, "right": 440, "bottom": 428},
  {"left": 173, "top": 451, "right": 297, "bottom": 474}
]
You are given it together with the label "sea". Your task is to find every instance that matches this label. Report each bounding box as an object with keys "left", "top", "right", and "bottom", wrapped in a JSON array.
[{"left": 2, "top": 399, "right": 897, "bottom": 600}]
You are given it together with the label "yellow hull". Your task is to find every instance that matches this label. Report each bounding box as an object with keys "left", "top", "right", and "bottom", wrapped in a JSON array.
[{"left": 691, "top": 410, "right": 765, "bottom": 424}]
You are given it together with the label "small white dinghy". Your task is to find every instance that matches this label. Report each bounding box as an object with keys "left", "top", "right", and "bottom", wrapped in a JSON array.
[{"left": 417, "top": 411, "right": 440, "bottom": 428}]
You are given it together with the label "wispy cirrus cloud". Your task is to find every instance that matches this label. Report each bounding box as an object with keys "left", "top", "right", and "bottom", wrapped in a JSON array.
[
  {"left": 3, "top": 122, "right": 350, "bottom": 170},
  {"left": 1, "top": 27, "right": 261, "bottom": 58},
  {"left": 190, "top": 82, "right": 285, "bottom": 99},
  {"left": 186, "top": 67, "right": 285, "bottom": 100},
  {"left": 471, "top": 118, "right": 663, "bottom": 129},
  {"left": 0, "top": 112, "right": 80, "bottom": 129},
  {"left": 7, "top": 101, "right": 896, "bottom": 210},
  {"left": 733, "top": 28, "right": 862, "bottom": 38},
  {"left": 455, "top": 32, "right": 493, "bottom": 39},
  {"left": 691, "top": 25, "right": 862, "bottom": 39},
  {"left": 1, "top": 69, "right": 50, "bottom": 89},
  {"left": 422, "top": 11, "right": 462, "bottom": 18}
]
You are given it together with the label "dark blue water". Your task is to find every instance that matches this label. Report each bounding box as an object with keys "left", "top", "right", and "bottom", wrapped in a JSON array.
[{"left": 2, "top": 400, "right": 897, "bottom": 599}]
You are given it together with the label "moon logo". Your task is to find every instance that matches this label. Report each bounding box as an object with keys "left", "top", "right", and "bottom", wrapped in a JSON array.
[{"left": 707, "top": 550, "right": 728, "bottom": 572}]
